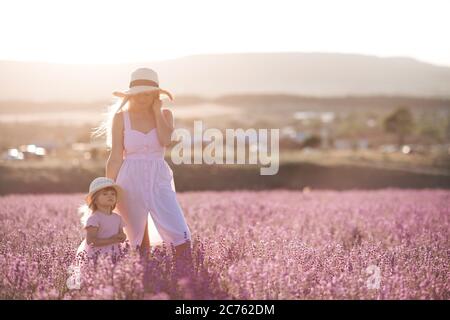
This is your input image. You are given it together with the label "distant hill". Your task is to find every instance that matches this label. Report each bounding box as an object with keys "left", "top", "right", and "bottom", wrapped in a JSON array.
[
  {"left": 1, "top": 52, "right": 450, "bottom": 103},
  {"left": 2, "top": 95, "right": 449, "bottom": 115}
]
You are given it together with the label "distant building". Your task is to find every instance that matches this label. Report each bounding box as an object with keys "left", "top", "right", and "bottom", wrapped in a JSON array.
[
  {"left": 2, "top": 144, "right": 47, "bottom": 161},
  {"left": 356, "top": 139, "right": 369, "bottom": 150},
  {"left": 334, "top": 139, "right": 352, "bottom": 150}
]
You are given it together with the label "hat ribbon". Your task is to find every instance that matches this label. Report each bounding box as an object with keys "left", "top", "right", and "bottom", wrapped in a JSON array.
[{"left": 129, "top": 79, "right": 159, "bottom": 88}]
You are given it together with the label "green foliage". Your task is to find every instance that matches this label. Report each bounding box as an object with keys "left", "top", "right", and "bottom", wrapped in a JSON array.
[
  {"left": 301, "top": 135, "right": 322, "bottom": 148},
  {"left": 383, "top": 107, "right": 414, "bottom": 146}
]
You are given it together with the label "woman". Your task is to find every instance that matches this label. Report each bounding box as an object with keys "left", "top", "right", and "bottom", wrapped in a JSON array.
[{"left": 94, "top": 67, "right": 192, "bottom": 263}]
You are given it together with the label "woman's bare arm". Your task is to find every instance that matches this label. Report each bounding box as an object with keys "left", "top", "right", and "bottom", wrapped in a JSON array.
[
  {"left": 106, "top": 112, "right": 124, "bottom": 181},
  {"left": 152, "top": 100, "right": 175, "bottom": 147}
]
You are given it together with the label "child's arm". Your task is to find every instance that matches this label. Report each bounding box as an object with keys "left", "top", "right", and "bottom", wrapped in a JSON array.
[{"left": 86, "top": 226, "right": 121, "bottom": 247}]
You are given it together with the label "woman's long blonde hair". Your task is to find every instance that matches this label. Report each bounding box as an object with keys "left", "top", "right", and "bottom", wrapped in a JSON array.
[
  {"left": 90, "top": 96, "right": 129, "bottom": 150},
  {"left": 90, "top": 92, "right": 159, "bottom": 150}
]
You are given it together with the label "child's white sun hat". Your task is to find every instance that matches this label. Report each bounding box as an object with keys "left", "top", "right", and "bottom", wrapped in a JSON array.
[
  {"left": 113, "top": 67, "right": 174, "bottom": 101},
  {"left": 85, "top": 177, "right": 124, "bottom": 204}
]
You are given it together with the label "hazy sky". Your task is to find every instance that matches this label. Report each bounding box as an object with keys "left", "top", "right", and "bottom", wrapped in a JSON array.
[{"left": 0, "top": 0, "right": 449, "bottom": 66}]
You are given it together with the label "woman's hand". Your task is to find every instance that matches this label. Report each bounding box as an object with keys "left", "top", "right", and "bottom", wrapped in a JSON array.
[
  {"left": 151, "top": 96, "right": 174, "bottom": 147},
  {"left": 151, "top": 97, "right": 162, "bottom": 113},
  {"left": 114, "top": 233, "right": 127, "bottom": 243}
]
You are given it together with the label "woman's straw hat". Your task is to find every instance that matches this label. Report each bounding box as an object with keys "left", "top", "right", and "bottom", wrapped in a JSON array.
[
  {"left": 85, "top": 177, "right": 124, "bottom": 205},
  {"left": 113, "top": 67, "right": 174, "bottom": 101}
]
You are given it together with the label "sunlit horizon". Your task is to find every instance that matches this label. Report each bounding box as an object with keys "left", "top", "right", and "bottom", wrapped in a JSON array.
[
  {"left": 0, "top": 0, "right": 449, "bottom": 67},
  {"left": 1, "top": 50, "right": 448, "bottom": 69}
]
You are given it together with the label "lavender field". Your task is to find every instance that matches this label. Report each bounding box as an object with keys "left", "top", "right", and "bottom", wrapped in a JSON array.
[{"left": 0, "top": 189, "right": 448, "bottom": 300}]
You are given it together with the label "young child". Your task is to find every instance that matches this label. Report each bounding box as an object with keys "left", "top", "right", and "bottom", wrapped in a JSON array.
[{"left": 76, "top": 177, "right": 127, "bottom": 260}]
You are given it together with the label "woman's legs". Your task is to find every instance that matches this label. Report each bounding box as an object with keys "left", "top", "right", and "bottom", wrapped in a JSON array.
[
  {"left": 139, "top": 220, "right": 150, "bottom": 257},
  {"left": 173, "top": 240, "right": 194, "bottom": 277},
  {"left": 174, "top": 240, "right": 191, "bottom": 258},
  {"left": 149, "top": 184, "right": 193, "bottom": 275},
  {"left": 140, "top": 220, "right": 151, "bottom": 290}
]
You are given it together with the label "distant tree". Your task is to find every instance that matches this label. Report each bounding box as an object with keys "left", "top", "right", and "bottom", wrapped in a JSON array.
[
  {"left": 90, "top": 148, "right": 99, "bottom": 160},
  {"left": 446, "top": 116, "right": 450, "bottom": 141},
  {"left": 383, "top": 107, "right": 414, "bottom": 147},
  {"left": 301, "top": 135, "right": 321, "bottom": 149}
]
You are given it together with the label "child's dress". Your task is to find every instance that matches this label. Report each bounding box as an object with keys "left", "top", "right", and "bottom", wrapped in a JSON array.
[
  {"left": 115, "top": 109, "right": 192, "bottom": 248},
  {"left": 76, "top": 210, "right": 126, "bottom": 258}
]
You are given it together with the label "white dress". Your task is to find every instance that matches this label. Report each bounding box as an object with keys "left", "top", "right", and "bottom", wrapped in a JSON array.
[{"left": 115, "top": 109, "right": 191, "bottom": 248}]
